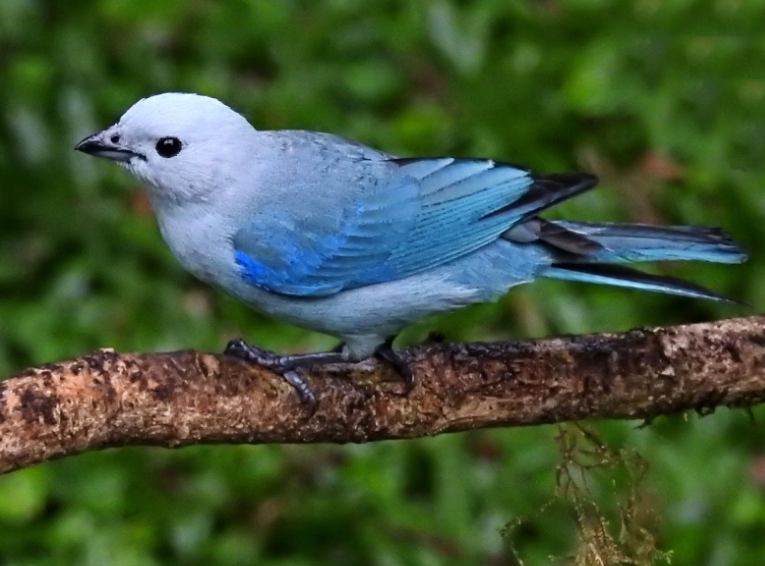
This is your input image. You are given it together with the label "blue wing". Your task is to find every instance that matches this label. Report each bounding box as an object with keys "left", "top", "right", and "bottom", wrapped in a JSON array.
[{"left": 233, "top": 157, "right": 596, "bottom": 297}]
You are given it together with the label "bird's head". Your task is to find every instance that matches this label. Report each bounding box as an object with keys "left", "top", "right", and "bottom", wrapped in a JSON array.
[{"left": 75, "top": 93, "right": 256, "bottom": 204}]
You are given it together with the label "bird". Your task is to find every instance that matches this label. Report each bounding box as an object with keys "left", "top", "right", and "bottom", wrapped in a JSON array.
[{"left": 75, "top": 92, "right": 747, "bottom": 405}]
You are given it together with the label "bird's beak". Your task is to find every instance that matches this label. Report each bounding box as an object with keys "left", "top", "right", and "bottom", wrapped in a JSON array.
[{"left": 74, "top": 130, "right": 140, "bottom": 163}]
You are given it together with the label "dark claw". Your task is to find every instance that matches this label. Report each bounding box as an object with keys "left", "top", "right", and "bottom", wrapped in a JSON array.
[
  {"left": 224, "top": 338, "right": 295, "bottom": 370},
  {"left": 224, "top": 338, "right": 317, "bottom": 412},
  {"left": 224, "top": 338, "right": 260, "bottom": 361},
  {"left": 374, "top": 338, "right": 415, "bottom": 394},
  {"left": 283, "top": 370, "right": 317, "bottom": 413}
]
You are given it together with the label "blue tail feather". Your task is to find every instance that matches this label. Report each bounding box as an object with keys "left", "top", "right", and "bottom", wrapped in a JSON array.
[
  {"left": 545, "top": 262, "right": 742, "bottom": 303},
  {"left": 550, "top": 221, "right": 747, "bottom": 264},
  {"left": 538, "top": 221, "right": 747, "bottom": 302}
]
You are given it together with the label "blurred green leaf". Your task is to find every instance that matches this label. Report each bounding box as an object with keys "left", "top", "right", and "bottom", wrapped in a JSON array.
[
  {"left": 1, "top": 1, "right": 763, "bottom": 565},
  {"left": 0, "top": 467, "right": 50, "bottom": 524}
]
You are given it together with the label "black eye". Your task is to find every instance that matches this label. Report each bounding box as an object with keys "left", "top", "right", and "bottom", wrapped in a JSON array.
[
  {"left": 156, "top": 137, "right": 182, "bottom": 158},
  {"left": 110, "top": 134, "right": 120, "bottom": 144}
]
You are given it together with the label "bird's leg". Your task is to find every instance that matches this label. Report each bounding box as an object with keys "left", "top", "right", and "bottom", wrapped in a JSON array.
[
  {"left": 330, "top": 341, "right": 346, "bottom": 353},
  {"left": 224, "top": 338, "right": 348, "bottom": 407},
  {"left": 374, "top": 336, "right": 415, "bottom": 393}
]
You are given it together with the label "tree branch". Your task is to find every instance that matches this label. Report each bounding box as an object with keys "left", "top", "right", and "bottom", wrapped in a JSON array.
[{"left": 2, "top": 315, "right": 764, "bottom": 474}]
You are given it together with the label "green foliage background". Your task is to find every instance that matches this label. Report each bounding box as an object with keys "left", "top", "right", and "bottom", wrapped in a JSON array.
[{"left": 1, "top": 1, "right": 764, "bottom": 564}]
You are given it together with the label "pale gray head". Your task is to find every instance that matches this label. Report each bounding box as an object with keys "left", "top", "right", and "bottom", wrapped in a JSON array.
[{"left": 75, "top": 93, "right": 256, "bottom": 204}]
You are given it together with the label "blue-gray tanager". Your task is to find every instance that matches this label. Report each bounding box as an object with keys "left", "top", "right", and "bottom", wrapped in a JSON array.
[{"left": 75, "top": 93, "right": 747, "bottom": 403}]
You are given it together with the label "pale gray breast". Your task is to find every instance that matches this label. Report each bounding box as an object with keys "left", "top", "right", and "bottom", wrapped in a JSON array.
[{"left": 154, "top": 204, "right": 241, "bottom": 290}]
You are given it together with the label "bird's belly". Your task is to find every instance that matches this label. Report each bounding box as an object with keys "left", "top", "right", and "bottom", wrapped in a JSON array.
[{"left": 231, "top": 269, "right": 481, "bottom": 340}]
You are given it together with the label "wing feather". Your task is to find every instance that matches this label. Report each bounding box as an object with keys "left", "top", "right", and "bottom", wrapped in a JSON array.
[{"left": 233, "top": 154, "right": 597, "bottom": 297}]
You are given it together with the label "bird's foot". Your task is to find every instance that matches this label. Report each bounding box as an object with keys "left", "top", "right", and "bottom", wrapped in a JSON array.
[
  {"left": 224, "top": 338, "right": 294, "bottom": 370},
  {"left": 374, "top": 338, "right": 414, "bottom": 394},
  {"left": 224, "top": 338, "right": 346, "bottom": 409},
  {"left": 225, "top": 336, "right": 415, "bottom": 405},
  {"left": 224, "top": 338, "right": 316, "bottom": 406}
]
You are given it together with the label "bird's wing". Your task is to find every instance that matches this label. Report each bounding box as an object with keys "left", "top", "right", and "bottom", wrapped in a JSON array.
[{"left": 233, "top": 156, "right": 597, "bottom": 297}]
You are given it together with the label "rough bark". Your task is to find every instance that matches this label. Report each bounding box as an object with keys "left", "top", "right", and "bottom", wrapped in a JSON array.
[{"left": 1, "top": 315, "right": 764, "bottom": 474}]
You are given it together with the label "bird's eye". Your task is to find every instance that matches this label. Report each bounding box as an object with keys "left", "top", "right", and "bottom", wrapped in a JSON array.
[
  {"left": 155, "top": 137, "right": 183, "bottom": 158},
  {"left": 110, "top": 134, "right": 120, "bottom": 144}
]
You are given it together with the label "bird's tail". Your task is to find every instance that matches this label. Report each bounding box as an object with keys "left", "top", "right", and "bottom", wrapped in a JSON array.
[{"left": 539, "top": 221, "right": 747, "bottom": 302}]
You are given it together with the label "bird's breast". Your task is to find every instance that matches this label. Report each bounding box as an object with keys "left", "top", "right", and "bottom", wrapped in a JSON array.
[{"left": 154, "top": 208, "right": 241, "bottom": 290}]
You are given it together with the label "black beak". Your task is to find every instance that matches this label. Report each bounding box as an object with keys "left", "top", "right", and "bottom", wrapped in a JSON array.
[{"left": 75, "top": 132, "right": 140, "bottom": 163}]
